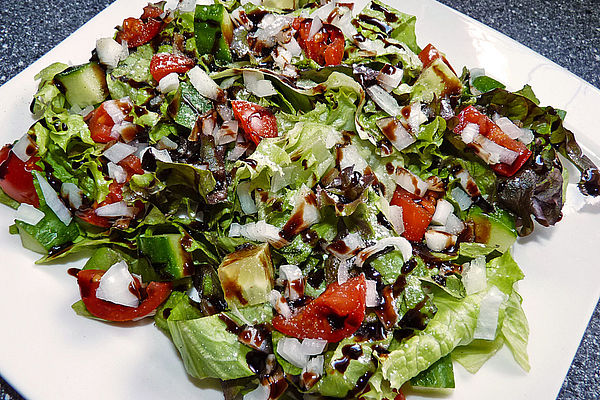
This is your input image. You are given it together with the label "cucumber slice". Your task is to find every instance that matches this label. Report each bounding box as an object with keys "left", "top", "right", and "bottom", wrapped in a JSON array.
[{"left": 55, "top": 62, "right": 108, "bottom": 108}]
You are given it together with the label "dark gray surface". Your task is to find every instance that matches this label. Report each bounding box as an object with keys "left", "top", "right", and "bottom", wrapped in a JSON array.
[{"left": 0, "top": 0, "right": 599, "bottom": 399}]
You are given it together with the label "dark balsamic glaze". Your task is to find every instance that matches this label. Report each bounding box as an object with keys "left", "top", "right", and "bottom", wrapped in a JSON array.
[{"left": 332, "top": 343, "right": 363, "bottom": 373}]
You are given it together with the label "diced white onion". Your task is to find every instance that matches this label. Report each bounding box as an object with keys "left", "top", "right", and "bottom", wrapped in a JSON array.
[
  {"left": 437, "top": 213, "right": 465, "bottom": 235},
  {"left": 61, "top": 182, "right": 83, "bottom": 210},
  {"left": 328, "top": 232, "right": 365, "bottom": 261},
  {"left": 227, "top": 142, "right": 250, "bottom": 161},
  {"left": 107, "top": 162, "right": 127, "bottom": 184},
  {"left": 356, "top": 237, "right": 412, "bottom": 267},
  {"left": 366, "top": 85, "right": 402, "bottom": 117},
  {"left": 519, "top": 128, "right": 534, "bottom": 145},
  {"left": 237, "top": 181, "right": 257, "bottom": 215},
  {"left": 228, "top": 221, "right": 287, "bottom": 248},
  {"left": 269, "top": 289, "right": 292, "bottom": 319},
  {"left": 312, "top": 1, "right": 335, "bottom": 22},
  {"left": 188, "top": 66, "right": 224, "bottom": 101},
  {"left": 103, "top": 100, "right": 127, "bottom": 125},
  {"left": 33, "top": 171, "right": 72, "bottom": 226},
  {"left": 15, "top": 203, "right": 45, "bottom": 225},
  {"left": 462, "top": 256, "right": 487, "bottom": 295},
  {"left": 469, "top": 67, "right": 485, "bottom": 81},
  {"left": 96, "top": 38, "right": 124, "bottom": 69},
  {"left": 431, "top": 199, "right": 454, "bottom": 225},
  {"left": 277, "top": 337, "right": 310, "bottom": 368},
  {"left": 216, "top": 104, "right": 234, "bottom": 121},
  {"left": 457, "top": 169, "right": 481, "bottom": 197},
  {"left": 394, "top": 167, "right": 429, "bottom": 197},
  {"left": 495, "top": 116, "right": 523, "bottom": 140},
  {"left": 377, "top": 65, "right": 403, "bottom": 91},
  {"left": 215, "top": 120, "right": 239, "bottom": 145},
  {"left": 308, "top": 16, "right": 323, "bottom": 39},
  {"left": 156, "top": 136, "right": 178, "bottom": 150},
  {"left": 474, "top": 286, "right": 508, "bottom": 340},
  {"left": 158, "top": 72, "right": 180, "bottom": 93},
  {"left": 244, "top": 384, "right": 270, "bottom": 400},
  {"left": 475, "top": 134, "right": 519, "bottom": 165},
  {"left": 151, "top": 148, "right": 173, "bottom": 163},
  {"left": 337, "top": 259, "right": 351, "bottom": 284},
  {"left": 12, "top": 134, "right": 36, "bottom": 162},
  {"left": 376, "top": 117, "right": 415, "bottom": 152},
  {"left": 120, "top": 40, "right": 129, "bottom": 60},
  {"left": 280, "top": 264, "right": 302, "bottom": 284},
  {"left": 95, "top": 201, "right": 135, "bottom": 218},
  {"left": 177, "top": 0, "right": 197, "bottom": 13},
  {"left": 424, "top": 230, "right": 456, "bottom": 252},
  {"left": 330, "top": 10, "right": 357, "bottom": 39},
  {"left": 187, "top": 285, "right": 201, "bottom": 303},
  {"left": 303, "top": 355, "right": 324, "bottom": 377},
  {"left": 451, "top": 187, "right": 472, "bottom": 211},
  {"left": 301, "top": 339, "right": 327, "bottom": 355},
  {"left": 243, "top": 70, "right": 277, "bottom": 98},
  {"left": 95, "top": 261, "right": 140, "bottom": 308},
  {"left": 388, "top": 204, "right": 405, "bottom": 236},
  {"left": 365, "top": 279, "right": 380, "bottom": 307},
  {"left": 103, "top": 142, "right": 136, "bottom": 163},
  {"left": 407, "top": 102, "right": 426, "bottom": 134},
  {"left": 282, "top": 37, "right": 302, "bottom": 57},
  {"left": 461, "top": 123, "right": 479, "bottom": 144}
]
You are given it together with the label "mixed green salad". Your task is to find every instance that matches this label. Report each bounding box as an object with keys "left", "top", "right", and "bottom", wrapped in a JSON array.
[{"left": 2, "top": 0, "right": 599, "bottom": 398}]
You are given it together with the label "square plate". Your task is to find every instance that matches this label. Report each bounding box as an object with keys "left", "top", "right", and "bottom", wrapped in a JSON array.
[{"left": 0, "top": 1, "right": 599, "bottom": 399}]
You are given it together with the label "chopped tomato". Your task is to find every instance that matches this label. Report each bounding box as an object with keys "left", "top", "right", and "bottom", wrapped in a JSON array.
[
  {"left": 272, "top": 275, "right": 366, "bottom": 342},
  {"left": 76, "top": 182, "right": 123, "bottom": 228},
  {"left": 390, "top": 186, "right": 436, "bottom": 242},
  {"left": 231, "top": 100, "right": 278, "bottom": 145},
  {"left": 454, "top": 105, "right": 532, "bottom": 176},
  {"left": 118, "top": 154, "right": 144, "bottom": 178},
  {"left": 86, "top": 100, "right": 133, "bottom": 143},
  {"left": 0, "top": 145, "right": 41, "bottom": 207},
  {"left": 76, "top": 269, "right": 171, "bottom": 322},
  {"left": 149, "top": 53, "right": 195, "bottom": 82},
  {"left": 295, "top": 18, "right": 345, "bottom": 66},
  {"left": 418, "top": 43, "right": 457, "bottom": 75},
  {"left": 115, "top": 4, "right": 163, "bottom": 49}
]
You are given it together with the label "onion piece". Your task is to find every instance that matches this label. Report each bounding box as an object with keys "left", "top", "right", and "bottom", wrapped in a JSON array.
[
  {"left": 431, "top": 199, "right": 454, "bottom": 225},
  {"left": 339, "top": 144, "right": 367, "bottom": 172},
  {"left": 407, "top": 102, "right": 426, "bottom": 134},
  {"left": 215, "top": 120, "right": 238, "bottom": 145},
  {"left": 282, "top": 36, "right": 302, "bottom": 57},
  {"left": 462, "top": 256, "right": 487, "bottom": 295},
  {"left": 451, "top": 187, "right": 472, "bottom": 211},
  {"left": 228, "top": 221, "right": 288, "bottom": 248},
  {"left": 103, "top": 142, "right": 136, "bottom": 164},
  {"left": 15, "top": 203, "right": 45, "bottom": 225},
  {"left": 303, "top": 355, "right": 324, "bottom": 377},
  {"left": 95, "top": 261, "right": 140, "bottom": 308},
  {"left": 95, "top": 201, "right": 135, "bottom": 218},
  {"left": 107, "top": 162, "right": 127, "bottom": 184},
  {"left": 376, "top": 117, "right": 415, "bottom": 151},
  {"left": 188, "top": 66, "right": 224, "bottom": 101},
  {"left": 96, "top": 38, "right": 123, "bottom": 69},
  {"left": 355, "top": 237, "right": 412, "bottom": 267},
  {"left": 327, "top": 232, "right": 365, "bottom": 261},
  {"left": 177, "top": 0, "right": 197, "bottom": 13},
  {"left": 424, "top": 230, "right": 456, "bottom": 252},
  {"left": 308, "top": 16, "right": 323, "bottom": 39},
  {"left": 494, "top": 116, "right": 523, "bottom": 140},
  {"left": 277, "top": 337, "right": 309, "bottom": 368},
  {"left": 301, "top": 339, "right": 327, "bottom": 355},
  {"left": 473, "top": 286, "right": 508, "bottom": 340},
  {"left": 474, "top": 134, "right": 519, "bottom": 165},
  {"left": 365, "top": 279, "right": 380, "bottom": 307},
  {"left": 337, "top": 259, "right": 351, "bottom": 284},
  {"left": 436, "top": 213, "right": 465, "bottom": 235},
  {"left": 237, "top": 181, "right": 257, "bottom": 215},
  {"left": 103, "top": 100, "right": 128, "bottom": 124},
  {"left": 377, "top": 65, "right": 403, "bottom": 91},
  {"left": 519, "top": 128, "right": 534, "bottom": 145},
  {"left": 456, "top": 169, "right": 481, "bottom": 197},
  {"left": 12, "top": 134, "right": 36, "bottom": 162},
  {"left": 366, "top": 85, "right": 402, "bottom": 117},
  {"left": 269, "top": 289, "right": 292, "bottom": 319},
  {"left": 227, "top": 142, "right": 250, "bottom": 161},
  {"left": 312, "top": 1, "right": 336, "bottom": 22},
  {"left": 33, "top": 171, "right": 72, "bottom": 226},
  {"left": 158, "top": 72, "right": 180, "bottom": 93},
  {"left": 61, "top": 182, "right": 84, "bottom": 209},
  {"left": 151, "top": 148, "right": 173, "bottom": 163},
  {"left": 156, "top": 136, "right": 178, "bottom": 150},
  {"left": 244, "top": 384, "right": 270, "bottom": 400},
  {"left": 461, "top": 122, "right": 479, "bottom": 144},
  {"left": 394, "top": 167, "right": 429, "bottom": 197}
]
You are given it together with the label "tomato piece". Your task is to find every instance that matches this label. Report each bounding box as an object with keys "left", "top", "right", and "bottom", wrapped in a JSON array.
[
  {"left": 454, "top": 105, "right": 532, "bottom": 176},
  {"left": 390, "top": 186, "right": 436, "bottom": 242},
  {"left": 0, "top": 145, "right": 41, "bottom": 207},
  {"left": 116, "top": 17, "right": 162, "bottom": 48},
  {"left": 231, "top": 100, "right": 278, "bottom": 145},
  {"left": 76, "top": 269, "right": 171, "bottom": 322},
  {"left": 296, "top": 18, "right": 345, "bottom": 66},
  {"left": 118, "top": 154, "right": 144, "bottom": 178},
  {"left": 86, "top": 100, "right": 132, "bottom": 143},
  {"left": 272, "top": 275, "right": 366, "bottom": 342},
  {"left": 75, "top": 182, "right": 123, "bottom": 228},
  {"left": 418, "top": 43, "right": 457, "bottom": 75},
  {"left": 149, "top": 53, "right": 195, "bottom": 82},
  {"left": 141, "top": 4, "right": 163, "bottom": 19}
]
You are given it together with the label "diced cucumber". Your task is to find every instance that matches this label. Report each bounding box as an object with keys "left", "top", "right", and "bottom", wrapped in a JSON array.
[
  {"left": 55, "top": 62, "right": 108, "bottom": 108},
  {"left": 138, "top": 233, "right": 193, "bottom": 279}
]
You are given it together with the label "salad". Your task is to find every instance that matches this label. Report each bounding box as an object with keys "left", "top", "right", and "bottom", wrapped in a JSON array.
[{"left": 1, "top": 0, "right": 599, "bottom": 399}]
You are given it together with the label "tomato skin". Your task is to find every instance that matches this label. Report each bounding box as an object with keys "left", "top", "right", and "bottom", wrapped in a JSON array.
[
  {"left": 418, "top": 43, "right": 456, "bottom": 75},
  {"left": 77, "top": 269, "right": 172, "bottom": 322},
  {"left": 296, "top": 18, "right": 345, "bottom": 66},
  {"left": 231, "top": 100, "right": 279, "bottom": 145},
  {"left": 454, "top": 105, "right": 532, "bottom": 177},
  {"left": 75, "top": 182, "right": 123, "bottom": 228},
  {"left": 141, "top": 4, "right": 163, "bottom": 19},
  {"left": 149, "top": 53, "right": 195, "bottom": 82},
  {"left": 116, "top": 11, "right": 162, "bottom": 48},
  {"left": 0, "top": 145, "right": 41, "bottom": 207},
  {"left": 272, "top": 275, "right": 366, "bottom": 342},
  {"left": 86, "top": 100, "right": 133, "bottom": 143},
  {"left": 390, "top": 186, "right": 436, "bottom": 242},
  {"left": 118, "top": 154, "right": 144, "bottom": 178}
]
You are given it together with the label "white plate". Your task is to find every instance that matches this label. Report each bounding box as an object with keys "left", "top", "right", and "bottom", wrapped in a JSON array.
[{"left": 0, "top": 1, "right": 599, "bottom": 399}]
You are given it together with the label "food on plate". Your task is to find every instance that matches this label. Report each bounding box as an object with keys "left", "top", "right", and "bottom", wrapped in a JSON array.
[{"left": 2, "top": 0, "right": 599, "bottom": 398}]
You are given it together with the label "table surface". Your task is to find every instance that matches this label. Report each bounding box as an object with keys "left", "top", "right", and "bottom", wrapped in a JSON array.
[{"left": 0, "top": 1, "right": 598, "bottom": 399}]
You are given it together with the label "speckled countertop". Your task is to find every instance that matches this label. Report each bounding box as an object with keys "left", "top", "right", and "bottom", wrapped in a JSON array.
[{"left": 0, "top": 0, "right": 599, "bottom": 399}]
